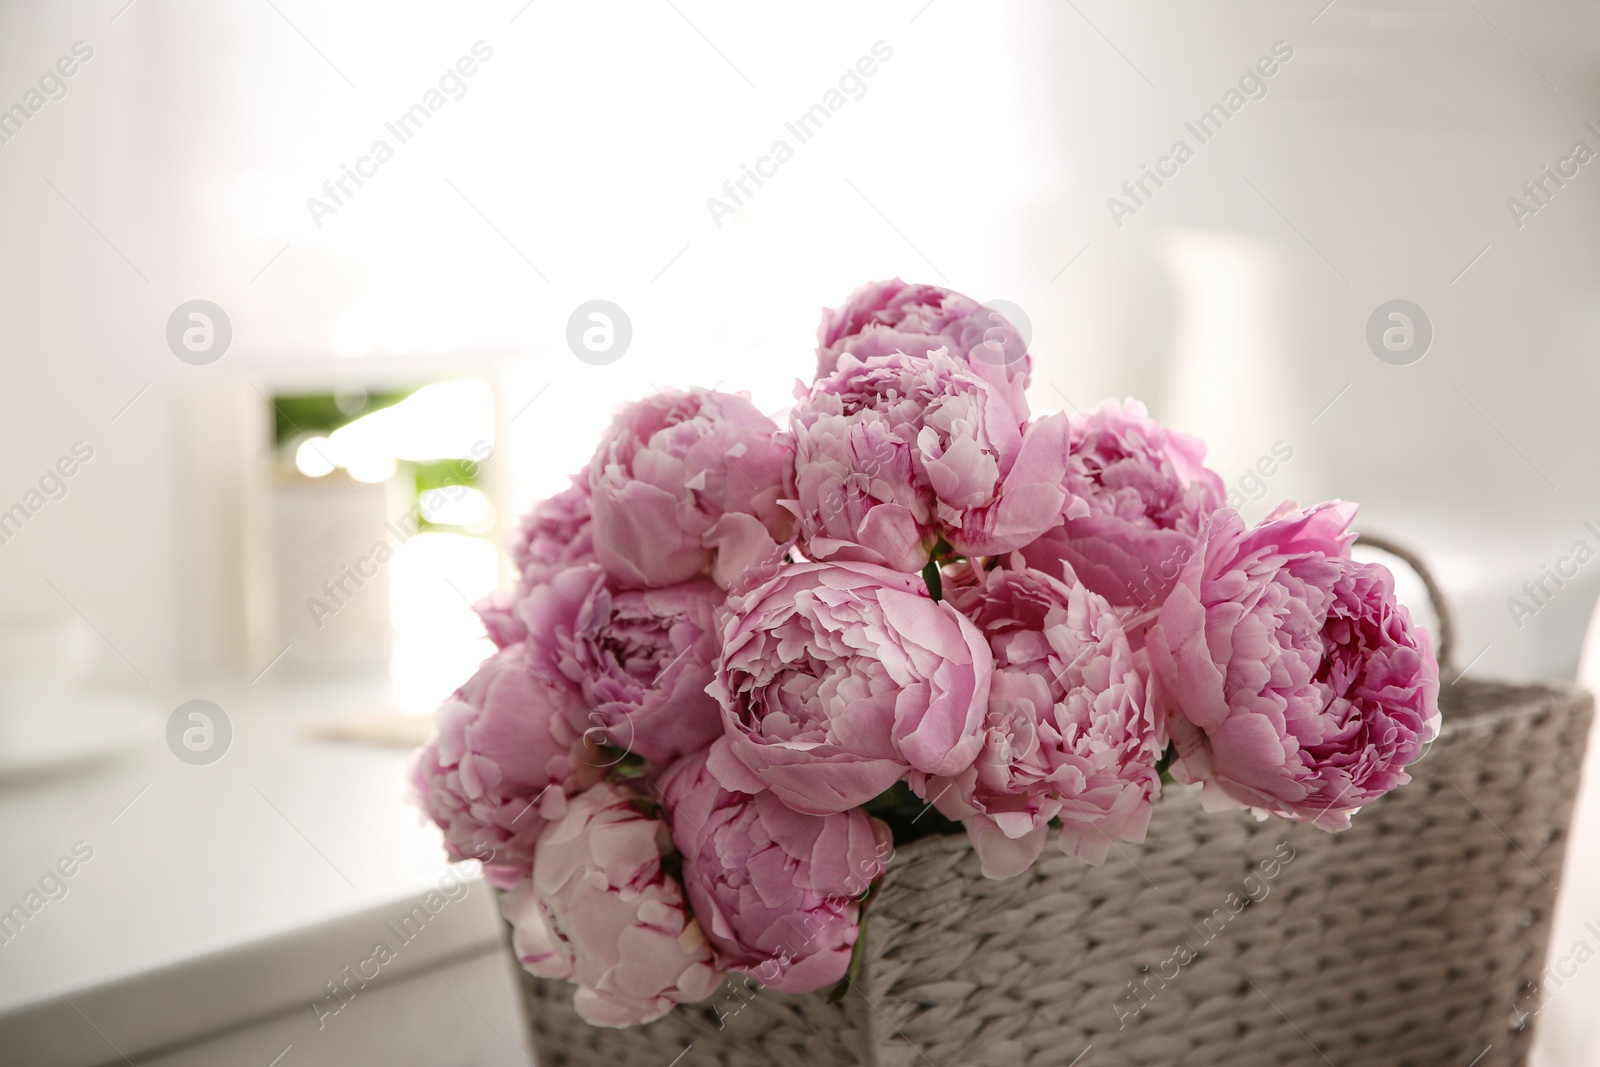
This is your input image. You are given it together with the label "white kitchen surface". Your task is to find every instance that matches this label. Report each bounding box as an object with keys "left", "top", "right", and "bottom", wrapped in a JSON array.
[
  {"left": 0, "top": 674, "right": 533, "bottom": 1067},
  {"left": 1535, "top": 605, "right": 1600, "bottom": 1067}
]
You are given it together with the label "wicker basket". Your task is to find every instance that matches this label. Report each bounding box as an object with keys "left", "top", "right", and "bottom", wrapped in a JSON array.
[{"left": 517, "top": 676, "right": 1592, "bottom": 1067}]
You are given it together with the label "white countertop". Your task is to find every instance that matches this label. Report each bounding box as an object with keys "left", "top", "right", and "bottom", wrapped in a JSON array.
[
  {"left": 6, "top": 632, "right": 1597, "bottom": 1066},
  {"left": 0, "top": 674, "right": 510, "bottom": 1066}
]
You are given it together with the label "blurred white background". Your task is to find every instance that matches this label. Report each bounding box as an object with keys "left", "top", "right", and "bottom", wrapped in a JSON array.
[
  {"left": 3, "top": 0, "right": 1597, "bottom": 685},
  {"left": 1, "top": 1, "right": 1598, "bottom": 1064}
]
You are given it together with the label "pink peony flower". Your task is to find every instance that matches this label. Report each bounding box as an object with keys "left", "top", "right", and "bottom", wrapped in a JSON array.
[
  {"left": 501, "top": 781, "right": 724, "bottom": 1026},
  {"left": 588, "top": 388, "right": 793, "bottom": 590},
  {"left": 473, "top": 589, "right": 526, "bottom": 650},
  {"left": 1144, "top": 501, "right": 1441, "bottom": 830},
  {"left": 658, "top": 749, "right": 893, "bottom": 993},
  {"left": 1020, "top": 399, "right": 1225, "bottom": 611},
  {"left": 787, "top": 350, "right": 1068, "bottom": 572},
  {"left": 509, "top": 476, "right": 596, "bottom": 578},
  {"left": 476, "top": 478, "right": 598, "bottom": 649},
  {"left": 815, "top": 278, "right": 1032, "bottom": 415},
  {"left": 412, "top": 648, "right": 600, "bottom": 885},
  {"left": 517, "top": 564, "right": 726, "bottom": 765},
  {"left": 706, "top": 560, "right": 992, "bottom": 815},
  {"left": 925, "top": 560, "right": 1160, "bottom": 878}
]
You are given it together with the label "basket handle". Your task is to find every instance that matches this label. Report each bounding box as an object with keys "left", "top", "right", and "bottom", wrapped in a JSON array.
[{"left": 1354, "top": 531, "right": 1456, "bottom": 674}]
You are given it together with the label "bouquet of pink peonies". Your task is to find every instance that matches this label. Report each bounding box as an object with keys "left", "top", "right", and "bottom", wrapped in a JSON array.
[{"left": 412, "top": 279, "right": 1442, "bottom": 1028}]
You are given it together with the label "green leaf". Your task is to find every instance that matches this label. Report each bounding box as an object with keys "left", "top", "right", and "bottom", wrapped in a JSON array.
[
  {"left": 1155, "top": 742, "right": 1179, "bottom": 786},
  {"left": 921, "top": 560, "right": 943, "bottom": 601},
  {"left": 825, "top": 878, "right": 879, "bottom": 1003},
  {"left": 862, "top": 781, "right": 962, "bottom": 845},
  {"left": 611, "top": 751, "right": 648, "bottom": 777}
]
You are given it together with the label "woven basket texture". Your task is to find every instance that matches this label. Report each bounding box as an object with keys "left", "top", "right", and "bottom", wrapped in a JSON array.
[{"left": 517, "top": 678, "right": 1593, "bottom": 1067}]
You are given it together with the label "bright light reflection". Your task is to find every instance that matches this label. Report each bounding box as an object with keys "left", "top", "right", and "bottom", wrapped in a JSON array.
[
  {"left": 388, "top": 531, "right": 498, "bottom": 713},
  {"left": 345, "top": 454, "right": 398, "bottom": 484},
  {"left": 294, "top": 437, "right": 336, "bottom": 477},
  {"left": 420, "top": 487, "right": 494, "bottom": 531},
  {"left": 330, "top": 379, "right": 494, "bottom": 463}
]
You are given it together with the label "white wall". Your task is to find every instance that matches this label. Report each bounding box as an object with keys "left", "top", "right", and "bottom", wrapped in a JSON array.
[
  {"left": 2, "top": 0, "right": 1600, "bottom": 1061},
  {"left": 4, "top": 0, "right": 1595, "bottom": 685}
]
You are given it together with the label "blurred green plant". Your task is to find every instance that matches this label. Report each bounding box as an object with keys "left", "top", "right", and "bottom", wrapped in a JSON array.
[
  {"left": 270, "top": 386, "right": 489, "bottom": 534},
  {"left": 410, "top": 455, "right": 489, "bottom": 532},
  {"left": 270, "top": 389, "right": 410, "bottom": 446}
]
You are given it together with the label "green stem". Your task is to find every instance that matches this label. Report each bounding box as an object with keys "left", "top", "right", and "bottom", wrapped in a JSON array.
[
  {"left": 1155, "top": 742, "right": 1178, "bottom": 786},
  {"left": 826, "top": 878, "right": 880, "bottom": 1003}
]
